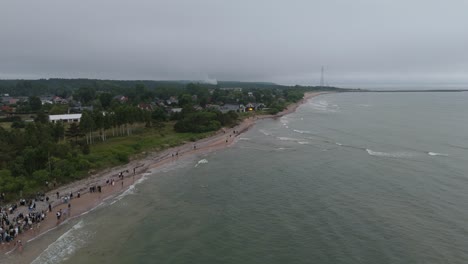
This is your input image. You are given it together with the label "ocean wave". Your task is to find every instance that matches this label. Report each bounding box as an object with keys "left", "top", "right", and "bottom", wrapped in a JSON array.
[
  {"left": 293, "top": 129, "right": 311, "bottom": 134},
  {"left": 259, "top": 129, "right": 272, "bottom": 136},
  {"left": 111, "top": 174, "right": 148, "bottom": 205},
  {"left": 366, "top": 149, "right": 414, "bottom": 158},
  {"left": 308, "top": 100, "right": 340, "bottom": 113},
  {"left": 298, "top": 141, "right": 309, "bottom": 145},
  {"left": 277, "top": 137, "right": 299, "bottom": 141},
  {"left": 428, "top": 152, "right": 449, "bottom": 157},
  {"left": 276, "top": 147, "right": 294, "bottom": 151},
  {"left": 335, "top": 142, "right": 343, "bottom": 146},
  {"left": 195, "top": 159, "right": 208, "bottom": 167},
  {"left": 238, "top": 137, "right": 251, "bottom": 140},
  {"left": 31, "top": 220, "right": 91, "bottom": 264}
]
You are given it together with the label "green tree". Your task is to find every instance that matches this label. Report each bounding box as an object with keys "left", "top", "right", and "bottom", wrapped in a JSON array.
[
  {"left": 99, "top": 93, "right": 113, "bottom": 109},
  {"left": 80, "top": 111, "right": 95, "bottom": 144},
  {"left": 76, "top": 87, "right": 96, "bottom": 104},
  {"left": 66, "top": 123, "right": 83, "bottom": 143},
  {"left": 29, "top": 96, "right": 42, "bottom": 112}
]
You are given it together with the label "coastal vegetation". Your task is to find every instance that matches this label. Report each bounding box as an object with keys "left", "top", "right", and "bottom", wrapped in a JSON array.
[{"left": 0, "top": 79, "right": 344, "bottom": 202}]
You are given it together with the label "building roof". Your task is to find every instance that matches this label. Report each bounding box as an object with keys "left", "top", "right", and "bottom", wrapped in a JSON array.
[{"left": 49, "top": 114, "right": 82, "bottom": 121}]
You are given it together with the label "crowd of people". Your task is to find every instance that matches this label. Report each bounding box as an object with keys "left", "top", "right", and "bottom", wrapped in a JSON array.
[
  {"left": 0, "top": 166, "right": 139, "bottom": 254},
  {"left": 0, "top": 199, "right": 47, "bottom": 245}
]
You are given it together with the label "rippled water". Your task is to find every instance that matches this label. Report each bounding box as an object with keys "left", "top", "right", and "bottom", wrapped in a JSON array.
[{"left": 13, "top": 92, "right": 468, "bottom": 264}]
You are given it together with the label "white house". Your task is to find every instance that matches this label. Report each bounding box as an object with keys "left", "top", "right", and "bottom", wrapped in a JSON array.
[{"left": 49, "top": 114, "right": 82, "bottom": 123}]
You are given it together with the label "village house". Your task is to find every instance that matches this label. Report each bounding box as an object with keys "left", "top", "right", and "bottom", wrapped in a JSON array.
[
  {"left": 168, "top": 108, "right": 182, "bottom": 115},
  {"left": 138, "top": 103, "right": 153, "bottom": 111},
  {"left": 113, "top": 95, "right": 129, "bottom": 103},
  {"left": 153, "top": 98, "right": 166, "bottom": 107},
  {"left": 166, "top": 96, "right": 179, "bottom": 105},
  {"left": 205, "top": 104, "right": 221, "bottom": 111},
  {"left": 49, "top": 114, "right": 82, "bottom": 123},
  {"left": 1, "top": 105, "right": 14, "bottom": 113},
  {"left": 52, "top": 96, "right": 68, "bottom": 104},
  {"left": 220, "top": 104, "right": 244, "bottom": 113}
]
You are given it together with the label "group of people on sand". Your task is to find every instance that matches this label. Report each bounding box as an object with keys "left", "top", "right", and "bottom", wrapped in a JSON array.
[
  {"left": 0, "top": 201, "right": 47, "bottom": 246},
  {"left": 0, "top": 165, "right": 139, "bottom": 253}
]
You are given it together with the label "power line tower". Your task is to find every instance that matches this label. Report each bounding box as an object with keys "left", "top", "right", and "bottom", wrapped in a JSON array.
[{"left": 319, "top": 66, "right": 325, "bottom": 88}]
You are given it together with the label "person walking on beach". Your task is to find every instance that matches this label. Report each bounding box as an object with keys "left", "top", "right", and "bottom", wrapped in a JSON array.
[
  {"left": 56, "top": 191, "right": 59, "bottom": 199},
  {"left": 48, "top": 203, "right": 52, "bottom": 212},
  {"left": 56, "top": 210, "right": 61, "bottom": 222},
  {"left": 15, "top": 239, "right": 23, "bottom": 253}
]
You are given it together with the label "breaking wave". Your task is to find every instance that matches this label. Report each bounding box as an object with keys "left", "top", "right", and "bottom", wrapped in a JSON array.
[
  {"left": 277, "top": 137, "right": 299, "bottom": 141},
  {"left": 110, "top": 173, "right": 149, "bottom": 205},
  {"left": 293, "top": 129, "right": 311, "bottom": 134},
  {"left": 259, "top": 129, "right": 273, "bottom": 136},
  {"left": 366, "top": 149, "right": 415, "bottom": 158},
  {"left": 308, "top": 100, "right": 340, "bottom": 112},
  {"left": 31, "top": 220, "right": 91, "bottom": 264},
  {"left": 428, "top": 152, "right": 449, "bottom": 157},
  {"left": 195, "top": 159, "right": 208, "bottom": 167}
]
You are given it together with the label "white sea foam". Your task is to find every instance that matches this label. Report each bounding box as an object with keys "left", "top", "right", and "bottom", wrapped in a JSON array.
[
  {"left": 277, "top": 137, "right": 299, "bottom": 141},
  {"left": 298, "top": 141, "right": 309, "bottom": 145},
  {"left": 259, "top": 129, "right": 272, "bottom": 136},
  {"left": 31, "top": 220, "right": 91, "bottom": 264},
  {"left": 309, "top": 100, "right": 340, "bottom": 112},
  {"left": 366, "top": 149, "right": 414, "bottom": 158},
  {"left": 293, "top": 129, "right": 311, "bottom": 134},
  {"left": 195, "top": 159, "right": 208, "bottom": 167},
  {"left": 428, "top": 152, "right": 449, "bottom": 157},
  {"left": 239, "top": 137, "right": 251, "bottom": 140},
  {"left": 110, "top": 174, "right": 149, "bottom": 205},
  {"left": 335, "top": 142, "right": 343, "bottom": 146}
]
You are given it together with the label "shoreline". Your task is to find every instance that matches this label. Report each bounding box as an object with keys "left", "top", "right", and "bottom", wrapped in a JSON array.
[{"left": 1, "top": 91, "right": 328, "bottom": 259}]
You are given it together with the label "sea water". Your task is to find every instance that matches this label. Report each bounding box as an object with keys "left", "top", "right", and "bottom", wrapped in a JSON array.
[{"left": 9, "top": 92, "right": 468, "bottom": 264}]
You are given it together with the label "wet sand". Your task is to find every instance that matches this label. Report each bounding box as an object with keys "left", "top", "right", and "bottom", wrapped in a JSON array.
[{"left": 1, "top": 91, "right": 327, "bottom": 260}]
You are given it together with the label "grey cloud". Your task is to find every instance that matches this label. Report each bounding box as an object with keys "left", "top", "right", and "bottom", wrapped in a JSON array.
[{"left": 1, "top": 0, "right": 467, "bottom": 88}]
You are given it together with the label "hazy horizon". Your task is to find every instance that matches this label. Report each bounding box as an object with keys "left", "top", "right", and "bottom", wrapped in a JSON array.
[{"left": 1, "top": 0, "right": 467, "bottom": 88}]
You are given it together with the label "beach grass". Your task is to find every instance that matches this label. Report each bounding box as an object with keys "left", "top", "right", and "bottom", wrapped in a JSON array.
[{"left": 85, "top": 122, "right": 214, "bottom": 170}]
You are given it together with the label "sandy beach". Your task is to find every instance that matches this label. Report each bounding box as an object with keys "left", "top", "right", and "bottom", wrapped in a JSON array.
[{"left": 1, "top": 91, "right": 327, "bottom": 259}]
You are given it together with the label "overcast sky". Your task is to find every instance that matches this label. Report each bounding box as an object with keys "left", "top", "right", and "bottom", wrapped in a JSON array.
[{"left": 1, "top": 0, "right": 467, "bottom": 88}]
